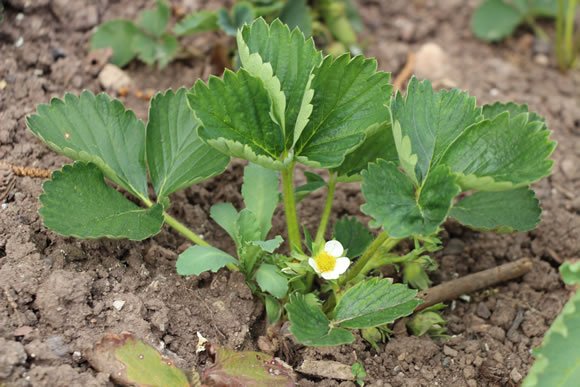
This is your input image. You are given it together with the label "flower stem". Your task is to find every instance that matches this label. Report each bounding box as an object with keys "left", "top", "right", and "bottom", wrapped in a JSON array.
[
  {"left": 314, "top": 172, "right": 337, "bottom": 246},
  {"left": 142, "top": 197, "right": 210, "bottom": 247},
  {"left": 281, "top": 163, "right": 303, "bottom": 253},
  {"left": 341, "top": 231, "right": 399, "bottom": 285}
]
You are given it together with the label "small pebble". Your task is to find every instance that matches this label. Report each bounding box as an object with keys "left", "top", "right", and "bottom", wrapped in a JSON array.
[
  {"left": 534, "top": 54, "right": 549, "bottom": 66},
  {"left": 443, "top": 345, "right": 458, "bottom": 357},
  {"left": 15, "top": 37, "right": 24, "bottom": 48},
  {"left": 510, "top": 368, "right": 523, "bottom": 383},
  {"left": 112, "top": 300, "right": 126, "bottom": 311}
]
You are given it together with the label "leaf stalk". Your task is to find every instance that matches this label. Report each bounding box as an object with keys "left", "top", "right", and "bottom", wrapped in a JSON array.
[
  {"left": 314, "top": 172, "right": 337, "bottom": 246},
  {"left": 281, "top": 163, "right": 303, "bottom": 253}
]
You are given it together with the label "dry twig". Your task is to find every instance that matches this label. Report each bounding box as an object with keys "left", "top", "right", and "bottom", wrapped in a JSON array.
[{"left": 392, "top": 52, "right": 416, "bottom": 91}]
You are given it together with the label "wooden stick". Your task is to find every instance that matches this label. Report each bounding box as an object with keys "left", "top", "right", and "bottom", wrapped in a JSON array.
[
  {"left": 416, "top": 258, "right": 533, "bottom": 311},
  {"left": 0, "top": 161, "right": 52, "bottom": 179},
  {"left": 392, "top": 52, "right": 416, "bottom": 91}
]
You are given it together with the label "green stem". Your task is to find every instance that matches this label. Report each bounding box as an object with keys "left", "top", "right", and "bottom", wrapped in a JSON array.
[
  {"left": 314, "top": 172, "right": 337, "bottom": 245},
  {"left": 281, "top": 163, "right": 303, "bottom": 253},
  {"left": 142, "top": 197, "right": 210, "bottom": 247}
]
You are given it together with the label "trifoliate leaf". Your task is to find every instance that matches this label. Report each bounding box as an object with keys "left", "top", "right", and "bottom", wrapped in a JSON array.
[
  {"left": 523, "top": 290, "right": 580, "bottom": 387},
  {"left": 450, "top": 188, "right": 541, "bottom": 232},
  {"left": 176, "top": 246, "right": 238, "bottom": 275},
  {"left": 440, "top": 112, "right": 555, "bottom": 191},
  {"left": 210, "top": 202, "right": 239, "bottom": 243},
  {"left": 286, "top": 293, "right": 354, "bottom": 346},
  {"left": 242, "top": 163, "right": 279, "bottom": 239},
  {"left": 27, "top": 92, "right": 149, "bottom": 200},
  {"left": 280, "top": 0, "right": 313, "bottom": 37},
  {"left": 391, "top": 77, "right": 482, "bottom": 183},
  {"left": 137, "top": 0, "right": 170, "bottom": 37},
  {"left": 40, "top": 163, "right": 163, "bottom": 240},
  {"left": 147, "top": 89, "right": 229, "bottom": 199},
  {"left": 560, "top": 261, "right": 580, "bottom": 286},
  {"left": 134, "top": 33, "right": 179, "bottom": 68},
  {"left": 295, "top": 55, "right": 391, "bottom": 168},
  {"left": 333, "top": 278, "right": 421, "bottom": 329},
  {"left": 333, "top": 217, "right": 373, "bottom": 258},
  {"left": 333, "top": 120, "right": 397, "bottom": 178},
  {"left": 188, "top": 70, "right": 285, "bottom": 169},
  {"left": 173, "top": 10, "right": 219, "bottom": 36},
  {"left": 218, "top": 2, "right": 255, "bottom": 36},
  {"left": 362, "top": 160, "right": 460, "bottom": 238},
  {"left": 90, "top": 20, "right": 139, "bottom": 67},
  {"left": 238, "top": 19, "right": 322, "bottom": 146},
  {"left": 471, "top": 0, "right": 524, "bottom": 42},
  {"left": 255, "top": 263, "right": 288, "bottom": 298}
]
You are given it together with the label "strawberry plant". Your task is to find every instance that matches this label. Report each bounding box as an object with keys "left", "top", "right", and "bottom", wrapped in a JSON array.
[
  {"left": 91, "top": 0, "right": 361, "bottom": 68},
  {"left": 28, "top": 19, "right": 555, "bottom": 347}
]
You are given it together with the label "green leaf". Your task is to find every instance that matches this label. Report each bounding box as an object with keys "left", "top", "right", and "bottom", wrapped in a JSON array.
[
  {"left": 218, "top": 2, "right": 255, "bottom": 36},
  {"left": 249, "top": 236, "right": 284, "bottom": 253},
  {"left": 295, "top": 172, "right": 326, "bottom": 201},
  {"left": 333, "top": 120, "right": 397, "bottom": 178},
  {"left": 440, "top": 112, "right": 556, "bottom": 191},
  {"left": 286, "top": 293, "right": 354, "bottom": 346},
  {"left": 242, "top": 163, "right": 279, "bottom": 239},
  {"left": 91, "top": 333, "right": 189, "bottom": 387},
  {"left": 333, "top": 278, "right": 422, "bottom": 329},
  {"left": 391, "top": 77, "right": 482, "bottom": 183},
  {"left": 265, "top": 295, "right": 282, "bottom": 324},
  {"left": 280, "top": 0, "right": 313, "bottom": 37},
  {"left": 560, "top": 261, "right": 580, "bottom": 286},
  {"left": 523, "top": 290, "right": 580, "bottom": 387},
  {"left": 295, "top": 55, "right": 391, "bottom": 168},
  {"left": 393, "top": 120, "right": 419, "bottom": 185},
  {"left": 90, "top": 20, "right": 139, "bottom": 67},
  {"left": 134, "top": 33, "right": 179, "bottom": 68},
  {"left": 450, "top": 188, "right": 541, "bottom": 232},
  {"left": 235, "top": 209, "right": 262, "bottom": 244},
  {"left": 40, "top": 163, "right": 163, "bottom": 240},
  {"left": 27, "top": 91, "right": 149, "bottom": 200},
  {"left": 137, "top": 0, "right": 170, "bottom": 37},
  {"left": 471, "top": 0, "right": 524, "bottom": 42},
  {"left": 176, "top": 245, "right": 237, "bottom": 275},
  {"left": 189, "top": 70, "right": 285, "bottom": 169},
  {"left": 255, "top": 263, "right": 288, "bottom": 298},
  {"left": 362, "top": 160, "right": 460, "bottom": 238},
  {"left": 173, "top": 10, "right": 219, "bottom": 36},
  {"left": 333, "top": 217, "right": 373, "bottom": 258},
  {"left": 210, "top": 202, "right": 239, "bottom": 243},
  {"left": 239, "top": 18, "right": 322, "bottom": 147},
  {"left": 482, "top": 101, "right": 545, "bottom": 126},
  {"left": 147, "top": 89, "right": 229, "bottom": 199}
]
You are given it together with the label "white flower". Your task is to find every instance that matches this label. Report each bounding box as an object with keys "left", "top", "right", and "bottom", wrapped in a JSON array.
[{"left": 308, "top": 240, "right": 351, "bottom": 280}]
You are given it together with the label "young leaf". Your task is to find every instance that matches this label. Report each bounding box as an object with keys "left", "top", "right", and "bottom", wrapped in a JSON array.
[
  {"left": 90, "top": 333, "right": 189, "bottom": 387},
  {"left": 241, "top": 163, "right": 279, "bottom": 240},
  {"left": 134, "top": 33, "right": 179, "bottom": 68},
  {"left": 362, "top": 161, "right": 460, "bottom": 238},
  {"left": 255, "top": 263, "right": 288, "bottom": 298},
  {"left": 295, "top": 55, "right": 391, "bottom": 169},
  {"left": 523, "top": 289, "right": 580, "bottom": 386},
  {"left": 280, "top": 0, "right": 313, "bottom": 37},
  {"left": 189, "top": 70, "right": 285, "bottom": 169},
  {"left": 235, "top": 209, "right": 262, "bottom": 245},
  {"left": 450, "top": 188, "right": 541, "bottom": 232},
  {"left": 40, "top": 163, "right": 163, "bottom": 240},
  {"left": 333, "top": 217, "right": 373, "bottom": 258},
  {"left": 440, "top": 112, "right": 556, "bottom": 191},
  {"left": 471, "top": 0, "right": 524, "bottom": 42},
  {"left": 249, "top": 236, "right": 284, "bottom": 253},
  {"left": 391, "top": 77, "right": 482, "bottom": 183},
  {"left": 176, "top": 245, "right": 237, "bottom": 275},
  {"left": 264, "top": 295, "right": 282, "bottom": 325},
  {"left": 90, "top": 20, "right": 139, "bottom": 67},
  {"left": 333, "top": 278, "right": 422, "bottom": 329},
  {"left": 286, "top": 293, "right": 354, "bottom": 346},
  {"left": 173, "top": 10, "right": 218, "bottom": 36},
  {"left": 238, "top": 18, "right": 322, "bottom": 146},
  {"left": 27, "top": 92, "right": 149, "bottom": 200},
  {"left": 210, "top": 202, "right": 239, "bottom": 243},
  {"left": 137, "top": 0, "right": 170, "bottom": 38},
  {"left": 560, "top": 261, "right": 580, "bottom": 286},
  {"left": 392, "top": 121, "right": 419, "bottom": 185},
  {"left": 217, "top": 2, "right": 255, "bottom": 36},
  {"left": 146, "top": 89, "right": 229, "bottom": 199}
]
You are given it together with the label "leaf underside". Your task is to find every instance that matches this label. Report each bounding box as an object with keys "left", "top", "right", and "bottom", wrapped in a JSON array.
[
  {"left": 176, "top": 245, "right": 237, "bottom": 275},
  {"left": 241, "top": 163, "right": 279, "bottom": 240},
  {"left": 40, "top": 163, "right": 163, "bottom": 240}
]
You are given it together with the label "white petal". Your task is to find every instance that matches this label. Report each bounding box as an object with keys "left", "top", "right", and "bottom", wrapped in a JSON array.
[
  {"left": 324, "top": 240, "right": 344, "bottom": 258},
  {"left": 321, "top": 270, "right": 340, "bottom": 280},
  {"left": 308, "top": 258, "right": 321, "bottom": 274},
  {"left": 334, "top": 257, "right": 351, "bottom": 275}
]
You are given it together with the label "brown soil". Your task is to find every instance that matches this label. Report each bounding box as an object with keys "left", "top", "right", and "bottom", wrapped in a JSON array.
[{"left": 1, "top": 0, "right": 579, "bottom": 386}]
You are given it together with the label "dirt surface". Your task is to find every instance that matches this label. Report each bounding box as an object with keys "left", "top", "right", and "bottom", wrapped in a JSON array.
[{"left": 1, "top": 0, "right": 579, "bottom": 386}]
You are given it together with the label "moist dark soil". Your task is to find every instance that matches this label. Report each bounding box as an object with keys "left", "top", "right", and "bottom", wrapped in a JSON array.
[{"left": 1, "top": 0, "right": 579, "bottom": 386}]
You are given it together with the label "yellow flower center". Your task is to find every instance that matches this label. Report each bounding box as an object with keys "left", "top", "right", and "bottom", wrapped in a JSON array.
[{"left": 315, "top": 251, "right": 336, "bottom": 273}]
